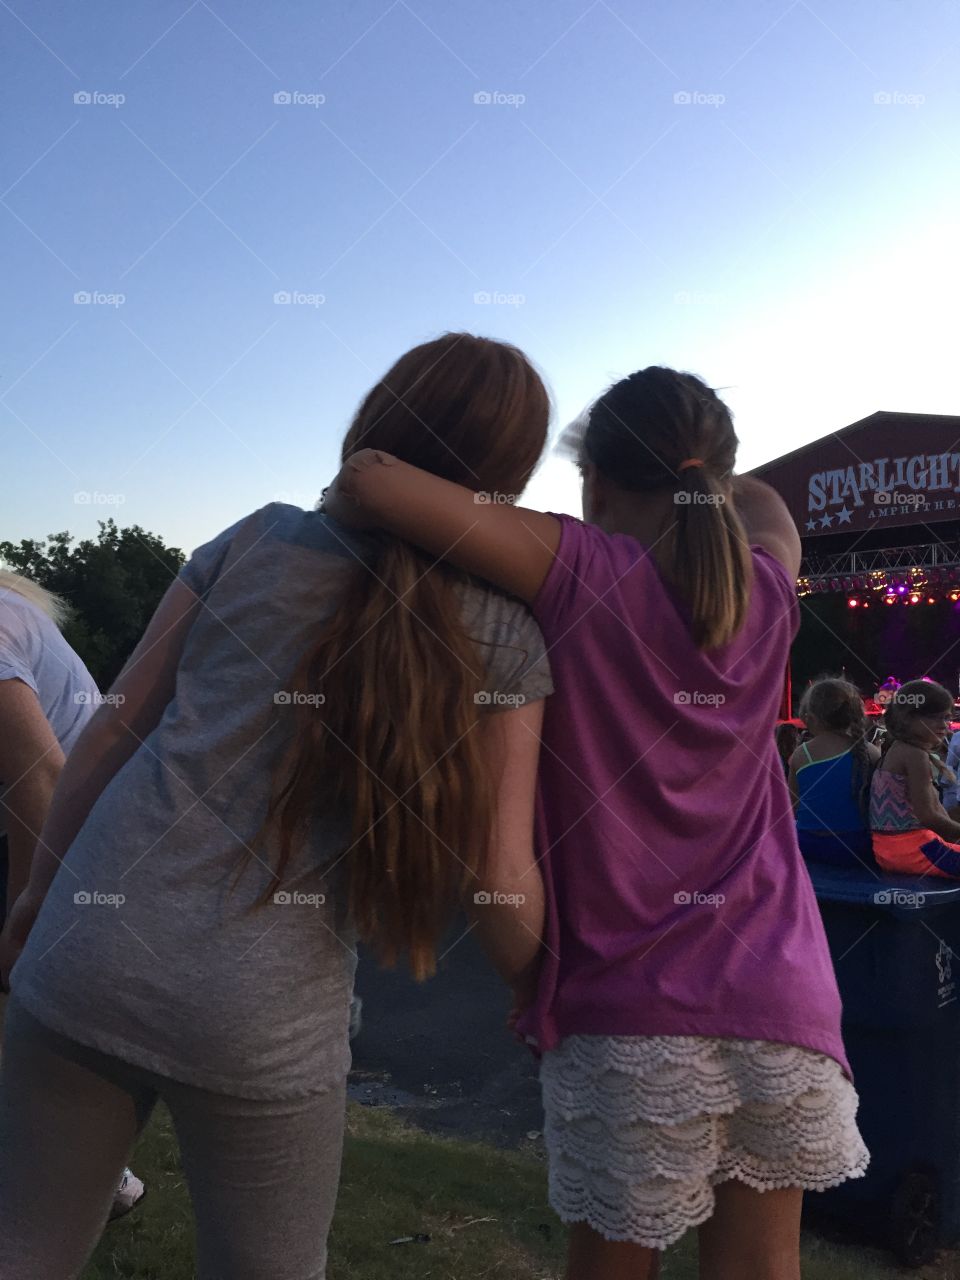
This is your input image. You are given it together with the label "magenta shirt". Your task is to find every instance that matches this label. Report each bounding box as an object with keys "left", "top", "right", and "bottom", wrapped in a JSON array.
[{"left": 517, "top": 515, "right": 850, "bottom": 1076}]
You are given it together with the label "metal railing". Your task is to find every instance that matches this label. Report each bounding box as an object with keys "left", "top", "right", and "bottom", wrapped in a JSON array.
[{"left": 800, "top": 541, "right": 960, "bottom": 584}]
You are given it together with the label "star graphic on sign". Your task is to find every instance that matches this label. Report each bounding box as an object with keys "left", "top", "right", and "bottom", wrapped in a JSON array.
[
  {"left": 820, "top": 512, "right": 834, "bottom": 528},
  {"left": 805, "top": 518, "right": 818, "bottom": 532},
  {"left": 836, "top": 505, "right": 853, "bottom": 524}
]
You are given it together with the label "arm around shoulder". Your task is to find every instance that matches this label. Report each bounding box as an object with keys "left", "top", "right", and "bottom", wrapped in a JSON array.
[{"left": 327, "top": 449, "right": 562, "bottom": 604}]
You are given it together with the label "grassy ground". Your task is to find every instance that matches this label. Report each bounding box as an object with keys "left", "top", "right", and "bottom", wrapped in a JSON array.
[{"left": 84, "top": 1104, "right": 957, "bottom": 1279}]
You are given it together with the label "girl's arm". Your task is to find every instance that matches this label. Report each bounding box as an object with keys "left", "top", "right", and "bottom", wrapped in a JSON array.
[
  {"left": 903, "top": 747, "right": 960, "bottom": 842},
  {"left": 325, "top": 449, "right": 562, "bottom": 604},
  {"left": 466, "top": 698, "right": 545, "bottom": 1002},
  {"left": 12, "top": 577, "right": 202, "bottom": 907},
  {"left": 0, "top": 681, "right": 66, "bottom": 903},
  {"left": 730, "top": 475, "right": 802, "bottom": 579}
]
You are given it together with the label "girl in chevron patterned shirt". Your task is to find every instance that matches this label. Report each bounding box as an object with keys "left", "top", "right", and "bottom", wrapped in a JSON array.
[{"left": 870, "top": 680, "right": 960, "bottom": 877}]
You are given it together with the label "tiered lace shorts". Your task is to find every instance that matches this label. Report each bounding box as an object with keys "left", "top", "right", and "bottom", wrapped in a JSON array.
[{"left": 541, "top": 1034, "right": 870, "bottom": 1249}]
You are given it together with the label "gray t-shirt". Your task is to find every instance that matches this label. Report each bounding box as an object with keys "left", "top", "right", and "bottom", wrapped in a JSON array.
[{"left": 11, "top": 505, "right": 553, "bottom": 1098}]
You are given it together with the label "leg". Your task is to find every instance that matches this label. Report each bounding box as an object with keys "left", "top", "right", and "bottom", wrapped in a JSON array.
[
  {"left": 165, "top": 1073, "right": 347, "bottom": 1280},
  {"left": 565, "top": 1222, "right": 661, "bottom": 1280},
  {"left": 0, "top": 997, "right": 157, "bottom": 1280},
  {"left": 698, "top": 1179, "right": 802, "bottom": 1280}
]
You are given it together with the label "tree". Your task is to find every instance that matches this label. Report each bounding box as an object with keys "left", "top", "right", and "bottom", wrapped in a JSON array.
[{"left": 0, "top": 520, "right": 185, "bottom": 688}]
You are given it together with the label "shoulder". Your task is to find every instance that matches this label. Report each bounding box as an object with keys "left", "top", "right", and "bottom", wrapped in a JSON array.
[
  {"left": 532, "top": 514, "right": 652, "bottom": 630},
  {"left": 179, "top": 503, "right": 329, "bottom": 596},
  {"left": 549, "top": 514, "right": 639, "bottom": 567},
  {"left": 0, "top": 588, "right": 48, "bottom": 657},
  {"left": 898, "top": 744, "right": 931, "bottom": 774},
  {"left": 459, "top": 578, "right": 554, "bottom": 704},
  {"left": 750, "top": 544, "right": 798, "bottom": 595},
  {"left": 0, "top": 586, "right": 45, "bottom": 626},
  {"left": 460, "top": 577, "right": 545, "bottom": 650}
]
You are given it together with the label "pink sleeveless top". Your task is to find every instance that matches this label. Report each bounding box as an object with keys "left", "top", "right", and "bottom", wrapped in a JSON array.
[{"left": 516, "top": 515, "right": 850, "bottom": 1077}]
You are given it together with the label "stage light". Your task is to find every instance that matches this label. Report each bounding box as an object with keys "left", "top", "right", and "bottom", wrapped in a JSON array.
[
  {"left": 897, "top": 584, "right": 908, "bottom": 594},
  {"left": 884, "top": 594, "right": 898, "bottom": 605},
  {"left": 847, "top": 597, "right": 859, "bottom": 608},
  {"left": 909, "top": 592, "right": 921, "bottom": 605},
  {"left": 927, "top": 597, "right": 937, "bottom": 605},
  {"left": 950, "top": 591, "right": 960, "bottom": 603}
]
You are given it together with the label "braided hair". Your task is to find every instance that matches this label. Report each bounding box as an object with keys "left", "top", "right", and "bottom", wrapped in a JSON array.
[{"left": 798, "top": 676, "right": 876, "bottom": 821}]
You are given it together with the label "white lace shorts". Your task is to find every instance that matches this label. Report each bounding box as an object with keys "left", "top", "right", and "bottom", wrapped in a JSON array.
[{"left": 541, "top": 1034, "right": 870, "bottom": 1250}]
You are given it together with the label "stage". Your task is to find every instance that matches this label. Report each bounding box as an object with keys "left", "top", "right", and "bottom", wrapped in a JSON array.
[{"left": 751, "top": 411, "right": 960, "bottom": 714}]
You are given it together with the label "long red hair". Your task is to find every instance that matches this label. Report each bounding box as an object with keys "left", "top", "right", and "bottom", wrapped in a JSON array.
[{"left": 261, "top": 334, "right": 549, "bottom": 978}]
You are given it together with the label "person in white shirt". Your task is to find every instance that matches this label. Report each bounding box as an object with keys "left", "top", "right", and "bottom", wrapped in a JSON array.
[{"left": 0, "top": 571, "right": 145, "bottom": 1219}]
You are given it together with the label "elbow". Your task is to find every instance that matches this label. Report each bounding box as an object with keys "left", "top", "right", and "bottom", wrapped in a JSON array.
[{"left": 339, "top": 449, "right": 395, "bottom": 506}]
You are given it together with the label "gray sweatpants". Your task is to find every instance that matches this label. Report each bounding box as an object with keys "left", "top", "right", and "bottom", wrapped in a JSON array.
[{"left": 0, "top": 997, "right": 346, "bottom": 1280}]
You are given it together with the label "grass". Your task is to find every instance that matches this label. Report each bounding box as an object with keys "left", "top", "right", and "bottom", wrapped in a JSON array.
[{"left": 84, "top": 1103, "right": 957, "bottom": 1279}]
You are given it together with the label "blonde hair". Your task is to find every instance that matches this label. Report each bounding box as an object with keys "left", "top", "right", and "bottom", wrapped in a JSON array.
[{"left": 0, "top": 569, "right": 68, "bottom": 628}]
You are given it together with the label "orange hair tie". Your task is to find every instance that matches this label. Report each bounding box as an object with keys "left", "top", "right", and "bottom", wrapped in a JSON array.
[{"left": 678, "top": 457, "right": 705, "bottom": 471}]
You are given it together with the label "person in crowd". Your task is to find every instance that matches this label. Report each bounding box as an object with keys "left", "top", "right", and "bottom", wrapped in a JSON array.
[
  {"left": 875, "top": 675, "right": 901, "bottom": 707},
  {"left": 787, "top": 677, "right": 880, "bottom": 868},
  {"left": 0, "top": 570, "right": 145, "bottom": 1220},
  {"left": 943, "top": 727, "right": 960, "bottom": 820},
  {"left": 870, "top": 680, "right": 960, "bottom": 876},
  {"left": 0, "top": 334, "right": 554, "bottom": 1279},
  {"left": 774, "top": 722, "right": 800, "bottom": 779},
  {"left": 325, "top": 366, "right": 868, "bottom": 1280}
]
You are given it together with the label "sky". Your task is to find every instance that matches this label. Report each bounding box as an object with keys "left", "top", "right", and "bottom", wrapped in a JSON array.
[{"left": 3, "top": 0, "right": 959, "bottom": 555}]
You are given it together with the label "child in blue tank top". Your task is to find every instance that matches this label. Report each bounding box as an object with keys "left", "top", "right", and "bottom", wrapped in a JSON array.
[{"left": 789, "top": 678, "right": 879, "bottom": 868}]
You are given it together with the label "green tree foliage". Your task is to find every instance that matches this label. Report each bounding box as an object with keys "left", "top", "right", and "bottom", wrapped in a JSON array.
[{"left": 0, "top": 520, "right": 185, "bottom": 689}]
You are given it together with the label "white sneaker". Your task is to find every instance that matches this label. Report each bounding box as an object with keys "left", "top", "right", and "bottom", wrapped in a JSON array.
[{"left": 109, "top": 1167, "right": 146, "bottom": 1221}]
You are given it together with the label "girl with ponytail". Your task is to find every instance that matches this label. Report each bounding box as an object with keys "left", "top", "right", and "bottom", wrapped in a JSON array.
[
  {"left": 789, "top": 676, "right": 881, "bottom": 868},
  {"left": 327, "top": 365, "right": 868, "bottom": 1280}
]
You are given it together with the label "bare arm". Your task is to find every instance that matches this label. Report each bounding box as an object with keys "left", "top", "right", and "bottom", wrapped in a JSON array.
[
  {"left": 325, "top": 449, "right": 562, "bottom": 604},
  {"left": 19, "top": 577, "right": 203, "bottom": 905},
  {"left": 0, "top": 680, "right": 66, "bottom": 904},
  {"left": 731, "top": 475, "right": 802, "bottom": 580},
  {"left": 903, "top": 747, "right": 960, "bottom": 841},
  {"left": 465, "top": 698, "right": 545, "bottom": 997}
]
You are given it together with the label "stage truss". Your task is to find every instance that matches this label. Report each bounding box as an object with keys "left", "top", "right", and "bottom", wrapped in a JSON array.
[{"left": 798, "top": 540, "right": 960, "bottom": 602}]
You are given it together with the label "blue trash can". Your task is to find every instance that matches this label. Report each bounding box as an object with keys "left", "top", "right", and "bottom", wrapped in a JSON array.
[{"left": 806, "top": 862, "right": 960, "bottom": 1267}]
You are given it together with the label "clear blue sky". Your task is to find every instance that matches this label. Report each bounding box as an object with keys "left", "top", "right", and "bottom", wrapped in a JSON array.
[{"left": 3, "top": 0, "right": 958, "bottom": 554}]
